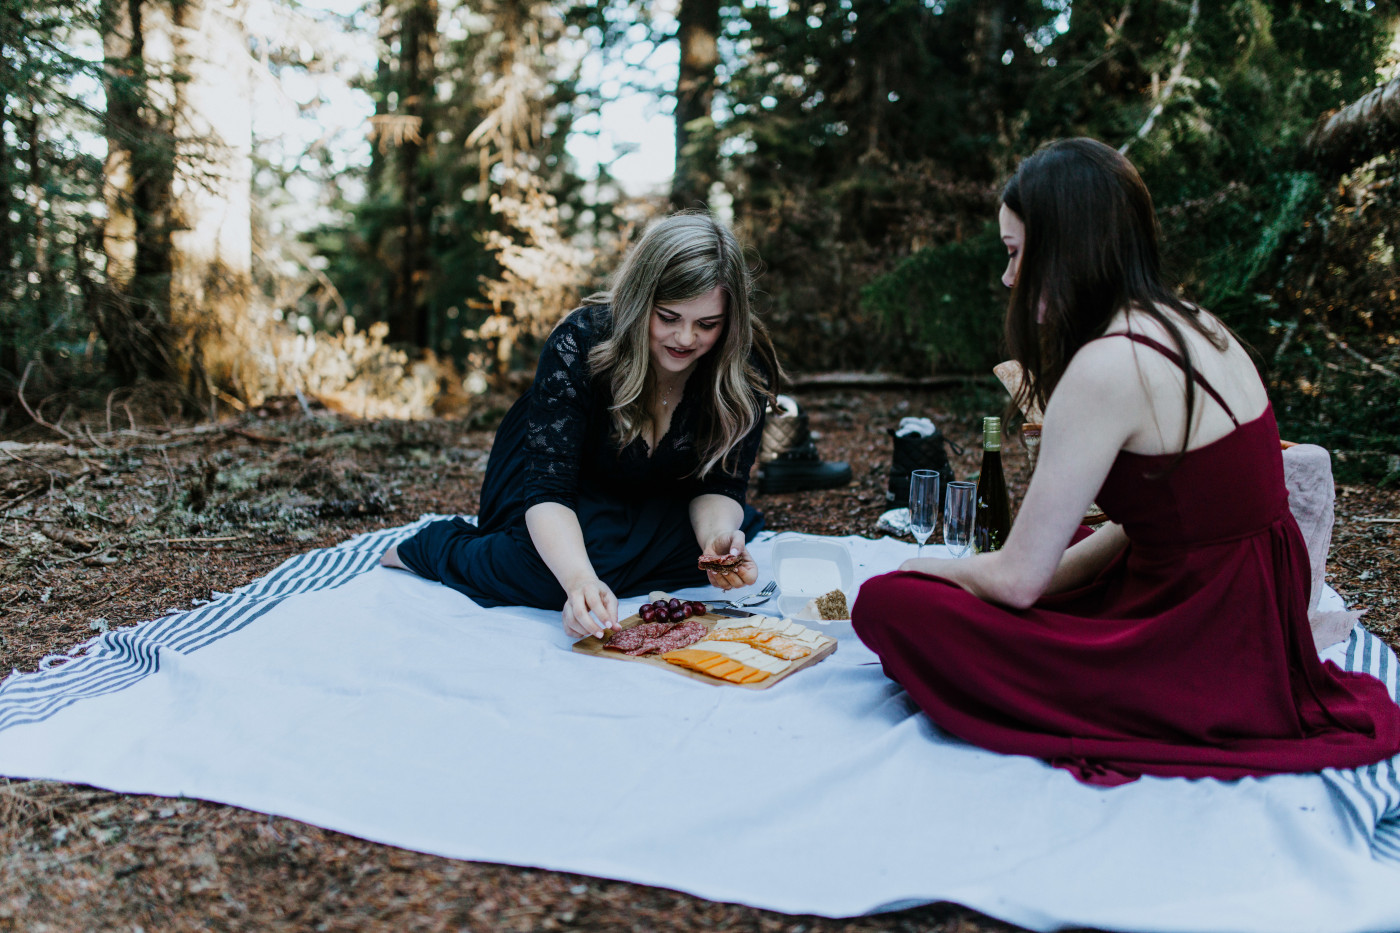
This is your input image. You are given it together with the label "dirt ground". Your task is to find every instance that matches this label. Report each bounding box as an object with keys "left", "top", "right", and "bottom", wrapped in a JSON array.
[{"left": 0, "top": 386, "right": 1396, "bottom": 932}]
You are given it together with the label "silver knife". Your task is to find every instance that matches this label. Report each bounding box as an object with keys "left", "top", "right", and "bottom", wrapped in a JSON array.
[{"left": 707, "top": 605, "right": 781, "bottom": 619}]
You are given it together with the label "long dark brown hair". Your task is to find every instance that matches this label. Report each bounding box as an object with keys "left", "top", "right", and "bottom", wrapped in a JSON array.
[{"left": 1001, "top": 138, "right": 1226, "bottom": 454}]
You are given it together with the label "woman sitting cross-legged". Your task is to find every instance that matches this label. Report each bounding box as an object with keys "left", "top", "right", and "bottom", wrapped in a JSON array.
[
  {"left": 852, "top": 138, "right": 1400, "bottom": 785},
  {"left": 382, "top": 212, "right": 781, "bottom": 639}
]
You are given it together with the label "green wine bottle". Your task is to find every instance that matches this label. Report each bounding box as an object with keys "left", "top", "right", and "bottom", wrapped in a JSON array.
[{"left": 974, "top": 416, "right": 1012, "bottom": 552}]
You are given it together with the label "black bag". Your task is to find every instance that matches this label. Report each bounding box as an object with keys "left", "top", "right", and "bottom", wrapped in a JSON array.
[{"left": 886, "top": 426, "right": 960, "bottom": 509}]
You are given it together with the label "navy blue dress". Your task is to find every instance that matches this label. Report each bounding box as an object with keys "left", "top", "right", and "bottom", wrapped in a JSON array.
[{"left": 397, "top": 306, "right": 767, "bottom": 609}]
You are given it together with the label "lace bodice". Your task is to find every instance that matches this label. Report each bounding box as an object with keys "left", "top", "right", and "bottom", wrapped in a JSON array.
[{"left": 520, "top": 306, "right": 765, "bottom": 511}]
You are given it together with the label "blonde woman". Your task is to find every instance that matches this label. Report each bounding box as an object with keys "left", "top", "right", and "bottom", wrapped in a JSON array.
[{"left": 382, "top": 213, "right": 782, "bottom": 638}]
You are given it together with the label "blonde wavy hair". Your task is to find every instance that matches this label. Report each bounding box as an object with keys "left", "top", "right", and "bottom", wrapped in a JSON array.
[{"left": 586, "top": 212, "right": 781, "bottom": 479}]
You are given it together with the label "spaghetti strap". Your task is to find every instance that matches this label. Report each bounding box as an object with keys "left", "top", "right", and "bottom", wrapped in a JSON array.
[{"left": 1093, "top": 332, "right": 1239, "bottom": 427}]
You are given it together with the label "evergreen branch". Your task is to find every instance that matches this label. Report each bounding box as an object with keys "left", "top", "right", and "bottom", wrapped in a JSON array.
[{"left": 1119, "top": 0, "right": 1199, "bottom": 156}]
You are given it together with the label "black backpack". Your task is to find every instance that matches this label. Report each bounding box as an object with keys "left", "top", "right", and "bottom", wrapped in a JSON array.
[{"left": 886, "top": 426, "right": 961, "bottom": 509}]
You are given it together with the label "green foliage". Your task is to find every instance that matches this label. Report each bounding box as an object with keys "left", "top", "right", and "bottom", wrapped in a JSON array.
[
  {"left": 710, "top": 0, "right": 1398, "bottom": 380},
  {"left": 860, "top": 223, "right": 1006, "bottom": 376},
  {"left": 0, "top": 0, "right": 109, "bottom": 391},
  {"left": 307, "top": 0, "right": 597, "bottom": 379}
]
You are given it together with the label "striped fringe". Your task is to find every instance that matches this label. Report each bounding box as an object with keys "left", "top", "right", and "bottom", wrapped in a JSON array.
[
  {"left": 0, "top": 516, "right": 447, "bottom": 733},
  {"left": 1321, "top": 626, "right": 1400, "bottom": 863}
]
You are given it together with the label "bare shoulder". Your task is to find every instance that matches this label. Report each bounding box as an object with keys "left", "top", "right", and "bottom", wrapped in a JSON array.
[{"left": 1057, "top": 335, "right": 1151, "bottom": 401}]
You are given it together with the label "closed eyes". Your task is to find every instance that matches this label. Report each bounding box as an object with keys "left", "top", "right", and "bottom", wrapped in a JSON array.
[{"left": 655, "top": 309, "right": 721, "bottom": 330}]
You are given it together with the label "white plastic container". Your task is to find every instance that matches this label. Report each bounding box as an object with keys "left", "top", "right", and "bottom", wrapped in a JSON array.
[{"left": 771, "top": 535, "right": 854, "bottom": 621}]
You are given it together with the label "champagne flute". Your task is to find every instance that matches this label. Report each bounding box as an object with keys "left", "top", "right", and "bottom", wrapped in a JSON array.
[
  {"left": 908, "top": 469, "right": 939, "bottom": 557},
  {"left": 943, "top": 480, "right": 977, "bottom": 558}
]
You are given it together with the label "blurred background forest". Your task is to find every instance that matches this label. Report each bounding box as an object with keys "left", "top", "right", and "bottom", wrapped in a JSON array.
[{"left": 3, "top": 0, "right": 1400, "bottom": 479}]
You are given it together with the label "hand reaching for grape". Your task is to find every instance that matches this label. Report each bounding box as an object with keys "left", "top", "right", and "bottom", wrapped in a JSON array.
[{"left": 702, "top": 530, "right": 757, "bottom": 590}]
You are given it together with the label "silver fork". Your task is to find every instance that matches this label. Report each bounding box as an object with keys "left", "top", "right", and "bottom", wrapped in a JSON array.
[{"left": 714, "top": 580, "right": 777, "bottom": 610}]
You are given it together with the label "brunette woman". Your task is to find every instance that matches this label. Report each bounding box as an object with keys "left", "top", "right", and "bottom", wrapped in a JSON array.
[
  {"left": 853, "top": 138, "right": 1400, "bottom": 784},
  {"left": 383, "top": 212, "right": 780, "bottom": 638}
]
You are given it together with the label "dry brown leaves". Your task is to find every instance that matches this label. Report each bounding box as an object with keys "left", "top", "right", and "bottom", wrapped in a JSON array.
[{"left": 0, "top": 388, "right": 1393, "bottom": 933}]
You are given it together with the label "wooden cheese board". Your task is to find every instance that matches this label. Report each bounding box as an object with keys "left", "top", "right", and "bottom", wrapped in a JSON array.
[{"left": 572, "top": 611, "right": 838, "bottom": 690}]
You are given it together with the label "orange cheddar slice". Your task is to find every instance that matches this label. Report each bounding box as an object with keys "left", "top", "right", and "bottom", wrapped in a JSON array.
[
  {"left": 662, "top": 648, "right": 773, "bottom": 685},
  {"left": 707, "top": 659, "right": 744, "bottom": 679},
  {"left": 665, "top": 649, "right": 723, "bottom": 667}
]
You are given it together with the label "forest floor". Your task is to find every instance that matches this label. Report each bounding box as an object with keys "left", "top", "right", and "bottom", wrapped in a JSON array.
[{"left": 0, "top": 385, "right": 1396, "bottom": 932}]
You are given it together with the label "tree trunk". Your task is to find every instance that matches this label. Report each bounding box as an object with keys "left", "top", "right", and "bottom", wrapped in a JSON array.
[
  {"left": 25, "top": 115, "right": 51, "bottom": 338},
  {"left": 0, "top": 85, "right": 12, "bottom": 296},
  {"left": 672, "top": 0, "right": 720, "bottom": 210},
  {"left": 388, "top": 0, "right": 437, "bottom": 348},
  {"left": 101, "top": 0, "right": 178, "bottom": 383},
  {"left": 1303, "top": 76, "right": 1400, "bottom": 176},
  {"left": 101, "top": 0, "right": 256, "bottom": 399},
  {"left": 168, "top": 0, "right": 255, "bottom": 400},
  {"left": 0, "top": 86, "right": 11, "bottom": 379}
]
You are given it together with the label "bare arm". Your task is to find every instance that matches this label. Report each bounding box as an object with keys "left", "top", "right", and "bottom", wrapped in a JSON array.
[
  {"left": 525, "top": 502, "right": 619, "bottom": 638},
  {"left": 896, "top": 341, "right": 1145, "bottom": 608},
  {"left": 1044, "top": 521, "right": 1128, "bottom": 596},
  {"left": 690, "top": 493, "right": 758, "bottom": 590}
]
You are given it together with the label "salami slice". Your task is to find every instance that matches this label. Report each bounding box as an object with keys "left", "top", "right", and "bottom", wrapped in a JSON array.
[
  {"left": 605, "top": 619, "right": 710, "bottom": 656},
  {"left": 645, "top": 620, "right": 709, "bottom": 655},
  {"left": 605, "top": 621, "right": 676, "bottom": 653},
  {"left": 697, "top": 552, "right": 743, "bottom": 572}
]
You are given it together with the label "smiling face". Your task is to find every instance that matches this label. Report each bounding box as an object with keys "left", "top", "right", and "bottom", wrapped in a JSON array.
[
  {"left": 999, "top": 203, "right": 1026, "bottom": 289},
  {"left": 649, "top": 285, "right": 727, "bottom": 378}
]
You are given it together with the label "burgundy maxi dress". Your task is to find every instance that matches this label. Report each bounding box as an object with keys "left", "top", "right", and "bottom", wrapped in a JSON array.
[{"left": 852, "top": 334, "right": 1400, "bottom": 786}]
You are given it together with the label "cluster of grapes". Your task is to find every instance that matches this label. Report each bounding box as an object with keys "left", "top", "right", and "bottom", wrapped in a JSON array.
[{"left": 639, "top": 597, "right": 708, "bottom": 623}]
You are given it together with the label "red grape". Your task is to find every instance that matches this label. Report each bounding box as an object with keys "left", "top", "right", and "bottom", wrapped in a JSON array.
[
  {"left": 639, "top": 605, "right": 655, "bottom": 622},
  {"left": 690, "top": 601, "right": 707, "bottom": 615},
  {"left": 668, "top": 598, "right": 682, "bottom": 612},
  {"left": 678, "top": 604, "right": 693, "bottom": 620}
]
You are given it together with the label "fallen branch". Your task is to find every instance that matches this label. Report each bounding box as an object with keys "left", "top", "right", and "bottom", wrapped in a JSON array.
[
  {"left": 16, "top": 361, "right": 76, "bottom": 441},
  {"left": 227, "top": 428, "right": 291, "bottom": 445},
  {"left": 40, "top": 526, "right": 95, "bottom": 552},
  {"left": 1357, "top": 518, "right": 1400, "bottom": 524},
  {"left": 785, "top": 372, "right": 992, "bottom": 390},
  {"left": 1320, "top": 326, "right": 1399, "bottom": 381},
  {"left": 1302, "top": 75, "right": 1400, "bottom": 175}
]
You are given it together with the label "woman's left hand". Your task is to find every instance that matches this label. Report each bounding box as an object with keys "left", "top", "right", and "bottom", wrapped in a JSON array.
[{"left": 702, "top": 530, "right": 758, "bottom": 590}]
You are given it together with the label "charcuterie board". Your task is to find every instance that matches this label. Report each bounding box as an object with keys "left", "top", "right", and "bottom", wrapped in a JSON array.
[{"left": 572, "top": 612, "right": 838, "bottom": 690}]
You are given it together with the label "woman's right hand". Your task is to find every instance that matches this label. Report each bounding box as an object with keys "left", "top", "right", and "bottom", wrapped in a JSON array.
[{"left": 561, "top": 573, "right": 619, "bottom": 639}]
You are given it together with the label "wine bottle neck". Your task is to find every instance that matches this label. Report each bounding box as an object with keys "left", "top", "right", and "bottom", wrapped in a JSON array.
[{"left": 982, "top": 415, "right": 1002, "bottom": 452}]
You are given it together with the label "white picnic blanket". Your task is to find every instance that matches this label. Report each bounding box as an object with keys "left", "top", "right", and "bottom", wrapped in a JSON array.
[{"left": 2, "top": 518, "right": 1398, "bottom": 932}]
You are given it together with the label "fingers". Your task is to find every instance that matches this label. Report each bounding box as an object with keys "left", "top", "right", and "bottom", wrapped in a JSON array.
[
  {"left": 561, "top": 606, "right": 590, "bottom": 638},
  {"left": 734, "top": 555, "right": 758, "bottom": 587},
  {"left": 562, "top": 578, "right": 617, "bottom": 638},
  {"left": 708, "top": 530, "right": 745, "bottom": 559},
  {"left": 707, "top": 553, "right": 755, "bottom": 590}
]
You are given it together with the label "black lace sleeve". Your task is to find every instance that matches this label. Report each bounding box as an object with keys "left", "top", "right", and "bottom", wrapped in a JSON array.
[
  {"left": 696, "top": 393, "right": 767, "bottom": 505},
  {"left": 521, "top": 310, "right": 600, "bottom": 511}
]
